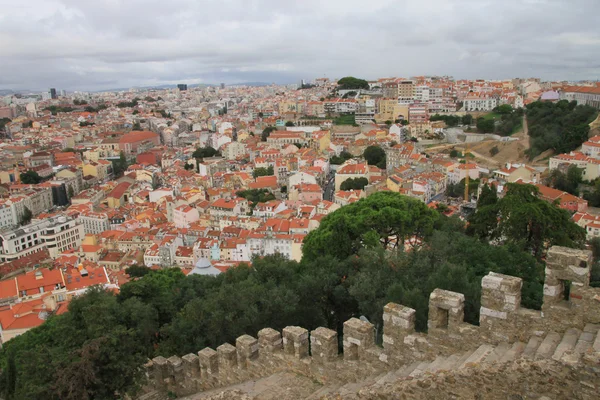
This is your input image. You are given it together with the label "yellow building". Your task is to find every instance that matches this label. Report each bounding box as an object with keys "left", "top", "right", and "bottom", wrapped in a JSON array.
[
  {"left": 311, "top": 130, "right": 331, "bottom": 153},
  {"left": 278, "top": 100, "right": 304, "bottom": 115},
  {"left": 375, "top": 100, "right": 409, "bottom": 123}
]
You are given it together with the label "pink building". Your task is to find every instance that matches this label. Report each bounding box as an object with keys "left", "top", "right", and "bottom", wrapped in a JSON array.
[{"left": 173, "top": 205, "right": 200, "bottom": 228}]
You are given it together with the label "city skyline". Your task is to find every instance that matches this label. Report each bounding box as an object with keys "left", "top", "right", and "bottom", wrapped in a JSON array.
[{"left": 1, "top": 0, "right": 600, "bottom": 91}]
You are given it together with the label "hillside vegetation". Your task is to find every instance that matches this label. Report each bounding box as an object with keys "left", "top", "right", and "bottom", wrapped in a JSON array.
[{"left": 526, "top": 100, "right": 598, "bottom": 159}]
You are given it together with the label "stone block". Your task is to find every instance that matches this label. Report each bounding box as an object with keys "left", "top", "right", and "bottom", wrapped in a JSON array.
[
  {"left": 258, "top": 327, "right": 282, "bottom": 354},
  {"left": 428, "top": 289, "right": 465, "bottom": 329},
  {"left": 546, "top": 247, "right": 592, "bottom": 285},
  {"left": 151, "top": 356, "right": 169, "bottom": 387},
  {"left": 217, "top": 343, "right": 237, "bottom": 370},
  {"left": 182, "top": 353, "right": 200, "bottom": 377},
  {"left": 167, "top": 355, "right": 183, "bottom": 375},
  {"left": 236, "top": 334, "right": 259, "bottom": 368},
  {"left": 310, "top": 327, "right": 338, "bottom": 363},
  {"left": 383, "top": 302, "right": 416, "bottom": 331},
  {"left": 282, "top": 326, "right": 309, "bottom": 358},
  {"left": 343, "top": 318, "right": 375, "bottom": 361},
  {"left": 198, "top": 347, "right": 218, "bottom": 375}
]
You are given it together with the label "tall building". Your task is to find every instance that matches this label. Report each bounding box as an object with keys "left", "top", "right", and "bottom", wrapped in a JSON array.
[
  {"left": 177, "top": 84, "right": 188, "bottom": 91},
  {"left": 220, "top": 83, "right": 225, "bottom": 89},
  {"left": 49, "top": 88, "right": 57, "bottom": 99}
]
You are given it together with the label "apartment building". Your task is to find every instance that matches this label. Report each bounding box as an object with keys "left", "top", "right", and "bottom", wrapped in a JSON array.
[
  {"left": 559, "top": 86, "right": 600, "bottom": 109},
  {"left": 0, "top": 216, "right": 84, "bottom": 262}
]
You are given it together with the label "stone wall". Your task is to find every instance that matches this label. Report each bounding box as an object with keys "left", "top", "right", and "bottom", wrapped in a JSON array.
[{"left": 141, "top": 246, "right": 600, "bottom": 398}]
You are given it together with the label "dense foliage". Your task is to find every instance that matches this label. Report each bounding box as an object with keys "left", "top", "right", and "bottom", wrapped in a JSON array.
[
  {"left": 548, "top": 165, "right": 583, "bottom": 196},
  {"left": 302, "top": 192, "right": 438, "bottom": 260},
  {"left": 116, "top": 98, "right": 140, "bottom": 108},
  {"left": 19, "top": 170, "right": 42, "bottom": 184},
  {"left": 429, "top": 114, "right": 474, "bottom": 127},
  {"left": 261, "top": 126, "right": 276, "bottom": 141},
  {"left": 337, "top": 77, "right": 370, "bottom": 90},
  {"left": 526, "top": 100, "right": 598, "bottom": 159},
  {"left": 340, "top": 177, "right": 369, "bottom": 191},
  {"left": 0, "top": 190, "right": 584, "bottom": 399},
  {"left": 44, "top": 106, "right": 74, "bottom": 115},
  {"left": 192, "top": 146, "right": 219, "bottom": 159},
  {"left": 252, "top": 166, "right": 274, "bottom": 178},
  {"left": 329, "top": 151, "right": 353, "bottom": 165},
  {"left": 363, "top": 145, "right": 386, "bottom": 169},
  {"left": 475, "top": 105, "right": 523, "bottom": 136},
  {"left": 236, "top": 189, "right": 275, "bottom": 209},
  {"left": 467, "top": 183, "right": 585, "bottom": 258}
]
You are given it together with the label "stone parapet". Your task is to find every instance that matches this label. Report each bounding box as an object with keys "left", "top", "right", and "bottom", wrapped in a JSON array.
[{"left": 142, "top": 246, "right": 600, "bottom": 399}]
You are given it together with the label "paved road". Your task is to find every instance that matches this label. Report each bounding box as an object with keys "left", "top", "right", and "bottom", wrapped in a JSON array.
[{"left": 323, "top": 174, "right": 335, "bottom": 201}]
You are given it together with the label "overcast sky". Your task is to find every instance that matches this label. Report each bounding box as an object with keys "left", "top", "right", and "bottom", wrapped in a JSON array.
[{"left": 1, "top": 0, "right": 599, "bottom": 91}]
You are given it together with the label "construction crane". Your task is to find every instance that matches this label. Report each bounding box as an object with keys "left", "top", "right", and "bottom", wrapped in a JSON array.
[{"left": 464, "top": 143, "right": 470, "bottom": 202}]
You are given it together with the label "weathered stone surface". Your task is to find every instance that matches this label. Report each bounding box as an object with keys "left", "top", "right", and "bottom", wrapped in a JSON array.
[
  {"left": 236, "top": 335, "right": 259, "bottom": 368},
  {"left": 310, "top": 327, "right": 338, "bottom": 363},
  {"left": 282, "top": 326, "right": 309, "bottom": 359},
  {"left": 257, "top": 328, "right": 282, "bottom": 355}
]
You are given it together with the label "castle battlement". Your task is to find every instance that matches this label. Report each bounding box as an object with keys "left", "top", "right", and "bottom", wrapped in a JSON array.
[{"left": 142, "top": 246, "right": 600, "bottom": 398}]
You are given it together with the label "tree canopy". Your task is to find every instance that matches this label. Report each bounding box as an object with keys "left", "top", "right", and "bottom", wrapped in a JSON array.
[
  {"left": 302, "top": 192, "right": 438, "bottom": 261},
  {"left": 261, "top": 126, "right": 276, "bottom": 142},
  {"left": 337, "top": 77, "right": 369, "bottom": 90},
  {"left": 20, "top": 170, "right": 42, "bottom": 184},
  {"left": 340, "top": 177, "right": 368, "bottom": 191},
  {"left": 548, "top": 165, "right": 583, "bottom": 196},
  {"left": 526, "top": 100, "right": 598, "bottom": 159},
  {"left": 252, "top": 165, "right": 274, "bottom": 178},
  {"left": 363, "top": 145, "right": 386, "bottom": 169},
  {"left": 192, "top": 146, "right": 219, "bottom": 159},
  {"left": 467, "top": 183, "right": 586, "bottom": 258}
]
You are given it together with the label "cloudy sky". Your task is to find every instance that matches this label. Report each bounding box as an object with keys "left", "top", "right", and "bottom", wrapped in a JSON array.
[{"left": 1, "top": 0, "right": 599, "bottom": 91}]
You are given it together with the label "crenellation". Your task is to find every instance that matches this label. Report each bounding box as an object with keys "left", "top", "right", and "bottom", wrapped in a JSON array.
[
  {"left": 310, "top": 327, "right": 338, "bottom": 363},
  {"left": 282, "top": 326, "right": 309, "bottom": 359},
  {"left": 257, "top": 327, "right": 283, "bottom": 356},
  {"left": 198, "top": 347, "right": 219, "bottom": 378},
  {"left": 150, "top": 356, "right": 168, "bottom": 390},
  {"left": 140, "top": 246, "right": 600, "bottom": 399},
  {"left": 428, "top": 289, "right": 465, "bottom": 331},
  {"left": 343, "top": 318, "right": 375, "bottom": 361},
  {"left": 236, "top": 334, "right": 259, "bottom": 369}
]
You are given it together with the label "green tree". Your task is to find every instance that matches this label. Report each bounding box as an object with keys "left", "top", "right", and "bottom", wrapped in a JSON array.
[
  {"left": 548, "top": 165, "right": 583, "bottom": 196},
  {"left": 132, "top": 122, "right": 141, "bottom": 131},
  {"left": 253, "top": 166, "right": 274, "bottom": 178},
  {"left": 476, "top": 117, "right": 495, "bottom": 133},
  {"left": 126, "top": 265, "right": 151, "bottom": 278},
  {"left": 20, "top": 170, "right": 42, "bottom": 184},
  {"left": 192, "top": 146, "right": 219, "bottom": 159},
  {"left": 285, "top": 121, "right": 295, "bottom": 127},
  {"left": 302, "top": 192, "right": 438, "bottom": 261},
  {"left": 112, "top": 151, "right": 129, "bottom": 177},
  {"left": 363, "top": 145, "right": 386, "bottom": 169},
  {"left": 526, "top": 100, "right": 598, "bottom": 159},
  {"left": 340, "top": 177, "right": 369, "bottom": 191},
  {"left": 68, "top": 186, "right": 75, "bottom": 199},
  {"left": 261, "top": 126, "right": 276, "bottom": 141},
  {"left": 20, "top": 207, "right": 32, "bottom": 225},
  {"left": 336, "top": 77, "right": 369, "bottom": 90},
  {"left": 462, "top": 114, "right": 473, "bottom": 125},
  {"left": 477, "top": 183, "right": 498, "bottom": 208},
  {"left": 330, "top": 151, "right": 353, "bottom": 165},
  {"left": 467, "top": 183, "right": 585, "bottom": 258}
]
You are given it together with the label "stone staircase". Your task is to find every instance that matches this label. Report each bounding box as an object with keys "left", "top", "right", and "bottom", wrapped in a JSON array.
[{"left": 310, "top": 323, "right": 600, "bottom": 399}]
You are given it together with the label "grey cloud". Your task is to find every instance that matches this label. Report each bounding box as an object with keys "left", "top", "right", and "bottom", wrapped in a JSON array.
[{"left": 0, "top": 0, "right": 599, "bottom": 91}]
